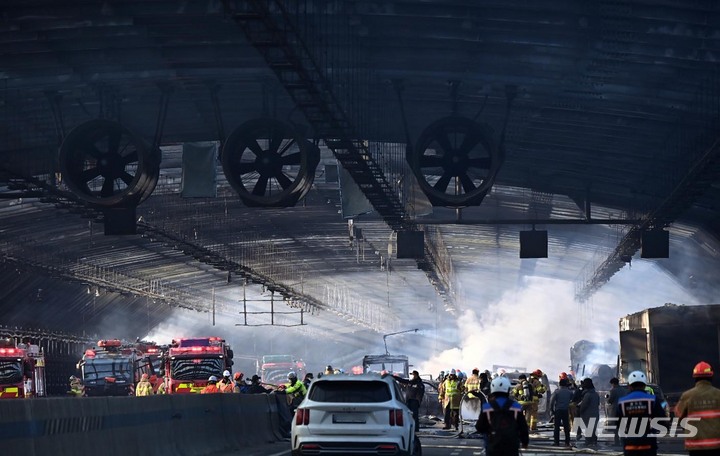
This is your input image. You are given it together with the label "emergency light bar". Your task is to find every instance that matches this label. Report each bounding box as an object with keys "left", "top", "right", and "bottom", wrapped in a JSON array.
[{"left": 0, "top": 348, "right": 21, "bottom": 355}]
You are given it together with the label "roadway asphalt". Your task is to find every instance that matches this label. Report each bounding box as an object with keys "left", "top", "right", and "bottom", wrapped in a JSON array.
[{"left": 232, "top": 416, "right": 691, "bottom": 456}]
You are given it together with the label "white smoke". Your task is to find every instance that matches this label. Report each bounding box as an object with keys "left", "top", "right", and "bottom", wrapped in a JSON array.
[{"left": 417, "top": 260, "right": 699, "bottom": 379}]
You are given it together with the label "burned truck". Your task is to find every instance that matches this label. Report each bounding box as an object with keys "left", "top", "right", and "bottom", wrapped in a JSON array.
[{"left": 619, "top": 303, "right": 720, "bottom": 408}]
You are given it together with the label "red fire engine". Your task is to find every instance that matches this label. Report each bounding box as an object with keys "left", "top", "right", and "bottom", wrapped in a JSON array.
[
  {"left": 164, "top": 337, "right": 234, "bottom": 394},
  {"left": 260, "top": 354, "right": 306, "bottom": 386},
  {"left": 0, "top": 338, "right": 46, "bottom": 399},
  {"left": 77, "top": 339, "right": 153, "bottom": 396}
]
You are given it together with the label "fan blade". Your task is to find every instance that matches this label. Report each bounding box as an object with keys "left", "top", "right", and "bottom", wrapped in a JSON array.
[
  {"left": 277, "top": 138, "right": 297, "bottom": 156},
  {"left": 434, "top": 172, "right": 452, "bottom": 192},
  {"left": 236, "top": 162, "right": 258, "bottom": 175},
  {"left": 100, "top": 178, "right": 115, "bottom": 197},
  {"left": 120, "top": 171, "right": 134, "bottom": 185},
  {"left": 80, "top": 167, "right": 101, "bottom": 183},
  {"left": 419, "top": 155, "right": 444, "bottom": 168},
  {"left": 281, "top": 152, "right": 302, "bottom": 165},
  {"left": 247, "top": 138, "right": 264, "bottom": 157},
  {"left": 121, "top": 150, "right": 139, "bottom": 166},
  {"left": 459, "top": 173, "right": 476, "bottom": 193},
  {"left": 252, "top": 175, "right": 269, "bottom": 196},
  {"left": 435, "top": 130, "right": 454, "bottom": 154},
  {"left": 268, "top": 128, "right": 284, "bottom": 154},
  {"left": 275, "top": 171, "right": 292, "bottom": 190},
  {"left": 457, "top": 131, "right": 481, "bottom": 155}
]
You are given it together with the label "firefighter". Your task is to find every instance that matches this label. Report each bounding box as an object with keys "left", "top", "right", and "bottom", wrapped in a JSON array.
[
  {"left": 512, "top": 374, "right": 534, "bottom": 429},
  {"left": 465, "top": 368, "right": 482, "bottom": 399},
  {"left": 529, "top": 369, "right": 547, "bottom": 431},
  {"left": 201, "top": 375, "right": 220, "bottom": 394},
  {"left": 218, "top": 369, "right": 234, "bottom": 393},
  {"left": 616, "top": 371, "right": 665, "bottom": 456},
  {"left": 675, "top": 361, "right": 720, "bottom": 455},
  {"left": 324, "top": 365, "right": 334, "bottom": 376},
  {"left": 232, "top": 372, "right": 245, "bottom": 393},
  {"left": 156, "top": 377, "right": 167, "bottom": 395},
  {"left": 439, "top": 371, "right": 463, "bottom": 430},
  {"left": 69, "top": 375, "right": 84, "bottom": 397},
  {"left": 135, "top": 373, "right": 153, "bottom": 396}
]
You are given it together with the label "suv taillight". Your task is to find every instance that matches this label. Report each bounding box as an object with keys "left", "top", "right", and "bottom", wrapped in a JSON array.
[
  {"left": 296, "top": 408, "right": 310, "bottom": 426},
  {"left": 389, "top": 409, "right": 403, "bottom": 426}
]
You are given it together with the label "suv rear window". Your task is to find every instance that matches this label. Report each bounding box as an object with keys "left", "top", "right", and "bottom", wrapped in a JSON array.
[{"left": 309, "top": 380, "right": 392, "bottom": 403}]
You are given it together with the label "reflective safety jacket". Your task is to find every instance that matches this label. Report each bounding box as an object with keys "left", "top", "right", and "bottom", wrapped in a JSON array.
[
  {"left": 285, "top": 379, "right": 307, "bottom": 398},
  {"left": 218, "top": 379, "right": 234, "bottom": 393},
  {"left": 530, "top": 377, "right": 546, "bottom": 403},
  {"left": 135, "top": 380, "right": 153, "bottom": 396},
  {"left": 675, "top": 380, "right": 720, "bottom": 451},
  {"left": 201, "top": 383, "right": 220, "bottom": 394},
  {"left": 439, "top": 379, "right": 463, "bottom": 409},
  {"left": 464, "top": 374, "right": 481, "bottom": 398}
]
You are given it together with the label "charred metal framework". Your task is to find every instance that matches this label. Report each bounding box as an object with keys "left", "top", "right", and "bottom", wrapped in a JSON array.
[{"left": 224, "top": 0, "right": 457, "bottom": 307}]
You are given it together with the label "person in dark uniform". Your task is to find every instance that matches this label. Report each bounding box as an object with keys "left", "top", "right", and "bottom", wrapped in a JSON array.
[
  {"left": 616, "top": 371, "right": 666, "bottom": 456},
  {"left": 393, "top": 370, "right": 425, "bottom": 432}
]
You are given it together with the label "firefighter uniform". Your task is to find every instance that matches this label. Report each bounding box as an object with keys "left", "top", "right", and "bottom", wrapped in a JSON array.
[
  {"left": 201, "top": 375, "right": 220, "bottom": 394},
  {"left": 529, "top": 370, "right": 547, "bottom": 431},
  {"left": 513, "top": 374, "right": 534, "bottom": 430},
  {"left": 439, "top": 372, "right": 463, "bottom": 430},
  {"left": 464, "top": 369, "right": 482, "bottom": 399},
  {"left": 135, "top": 374, "right": 153, "bottom": 396},
  {"left": 69, "top": 376, "right": 84, "bottom": 397},
  {"left": 675, "top": 361, "right": 720, "bottom": 453}
]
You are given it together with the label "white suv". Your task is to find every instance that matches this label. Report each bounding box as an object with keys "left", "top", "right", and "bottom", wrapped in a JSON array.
[{"left": 291, "top": 373, "right": 421, "bottom": 456}]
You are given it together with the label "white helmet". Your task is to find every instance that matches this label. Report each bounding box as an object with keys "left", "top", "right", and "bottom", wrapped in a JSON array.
[
  {"left": 288, "top": 371, "right": 297, "bottom": 379},
  {"left": 208, "top": 375, "right": 218, "bottom": 382},
  {"left": 490, "top": 376, "right": 512, "bottom": 394},
  {"left": 223, "top": 370, "right": 231, "bottom": 377},
  {"left": 628, "top": 371, "right": 647, "bottom": 386}
]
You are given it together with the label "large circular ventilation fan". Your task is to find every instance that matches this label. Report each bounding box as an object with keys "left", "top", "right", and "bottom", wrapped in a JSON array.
[
  {"left": 409, "top": 116, "right": 502, "bottom": 207},
  {"left": 59, "top": 119, "right": 160, "bottom": 207},
  {"left": 222, "top": 118, "right": 319, "bottom": 207}
]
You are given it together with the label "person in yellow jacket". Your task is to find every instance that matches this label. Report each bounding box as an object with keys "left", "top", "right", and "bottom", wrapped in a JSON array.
[
  {"left": 513, "top": 374, "right": 535, "bottom": 429},
  {"left": 528, "top": 369, "right": 547, "bottom": 431},
  {"left": 675, "top": 361, "right": 720, "bottom": 454},
  {"left": 464, "top": 368, "right": 482, "bottom": 399},
  {"left": 282, "top": 371, "right": 307, "bottom": 413},
  {"left": 69, "top": 375, "right": 84, "bottom": 397},
  {"left": 438, "top": 371, "right": 463, "bottom": 430},
  {"left": 135, "top": 373, "right": 153, "bottom": 396}
]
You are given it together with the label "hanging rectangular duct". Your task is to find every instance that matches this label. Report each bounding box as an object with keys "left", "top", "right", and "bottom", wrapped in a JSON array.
[
  {"left": 519, "top": 230, "right": 548, "bottom": 258},
  {"left": 338, "top": 162, "right": 373, "bottom": 219},
  {"left": 103, "top": 207, "right": 136, "bottom": 235},
  {"left": 397, "top": 230, "right": 425, "bottom": 259},
  {"left": 325, "top": 164, "right": 339, "bottom": 183},
  {"left": 181, "top": 142, "right": 218, "bottom": 197},
  {"left": 641, "top": 230, "right": 669, "bottom": 258}
]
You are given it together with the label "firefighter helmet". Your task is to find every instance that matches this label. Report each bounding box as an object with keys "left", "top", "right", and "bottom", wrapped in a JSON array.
[
  {"left": 693, "top": 361, "right": 714, "bottom": 378},
  {"left": 559, "top": 372, "right": 568, "bottom": 380},
  {"left": 533, "top": 369, "right": 543, "bottom": 377},
  {"left": 490, "top": 376, "right": 512, "bottom": 394},
  {"left": 288, "top": 371, "right": 297, "bottom": 379},
  {"left": 141, "top": 373, "right": 149, "bottom": 380},
  {"left": 628, "top": 371, "right": 647, "bottom": 386},
  {"left": 223, "top": 370, "right": 231, "bottom": 378},
  {"left": 208, "top": 375, "right": 218, "bottom": 382},
  {"left": 233, "top": 372, "right": 243, "bottom": 380}
]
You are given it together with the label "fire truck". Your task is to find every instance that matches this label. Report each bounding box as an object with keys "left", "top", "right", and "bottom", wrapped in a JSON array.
[
  {"left": 77, "top": 339, "right": 153, "bottom": 396},
  {"left": 260, "top": 354, "right": 306, "bottom": 386},
  {"left": 164, "top": 337, "right": 233, "bottom": 394},
  {"left": 0, "top": 338, "right": 46, "bottom": 399}
]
